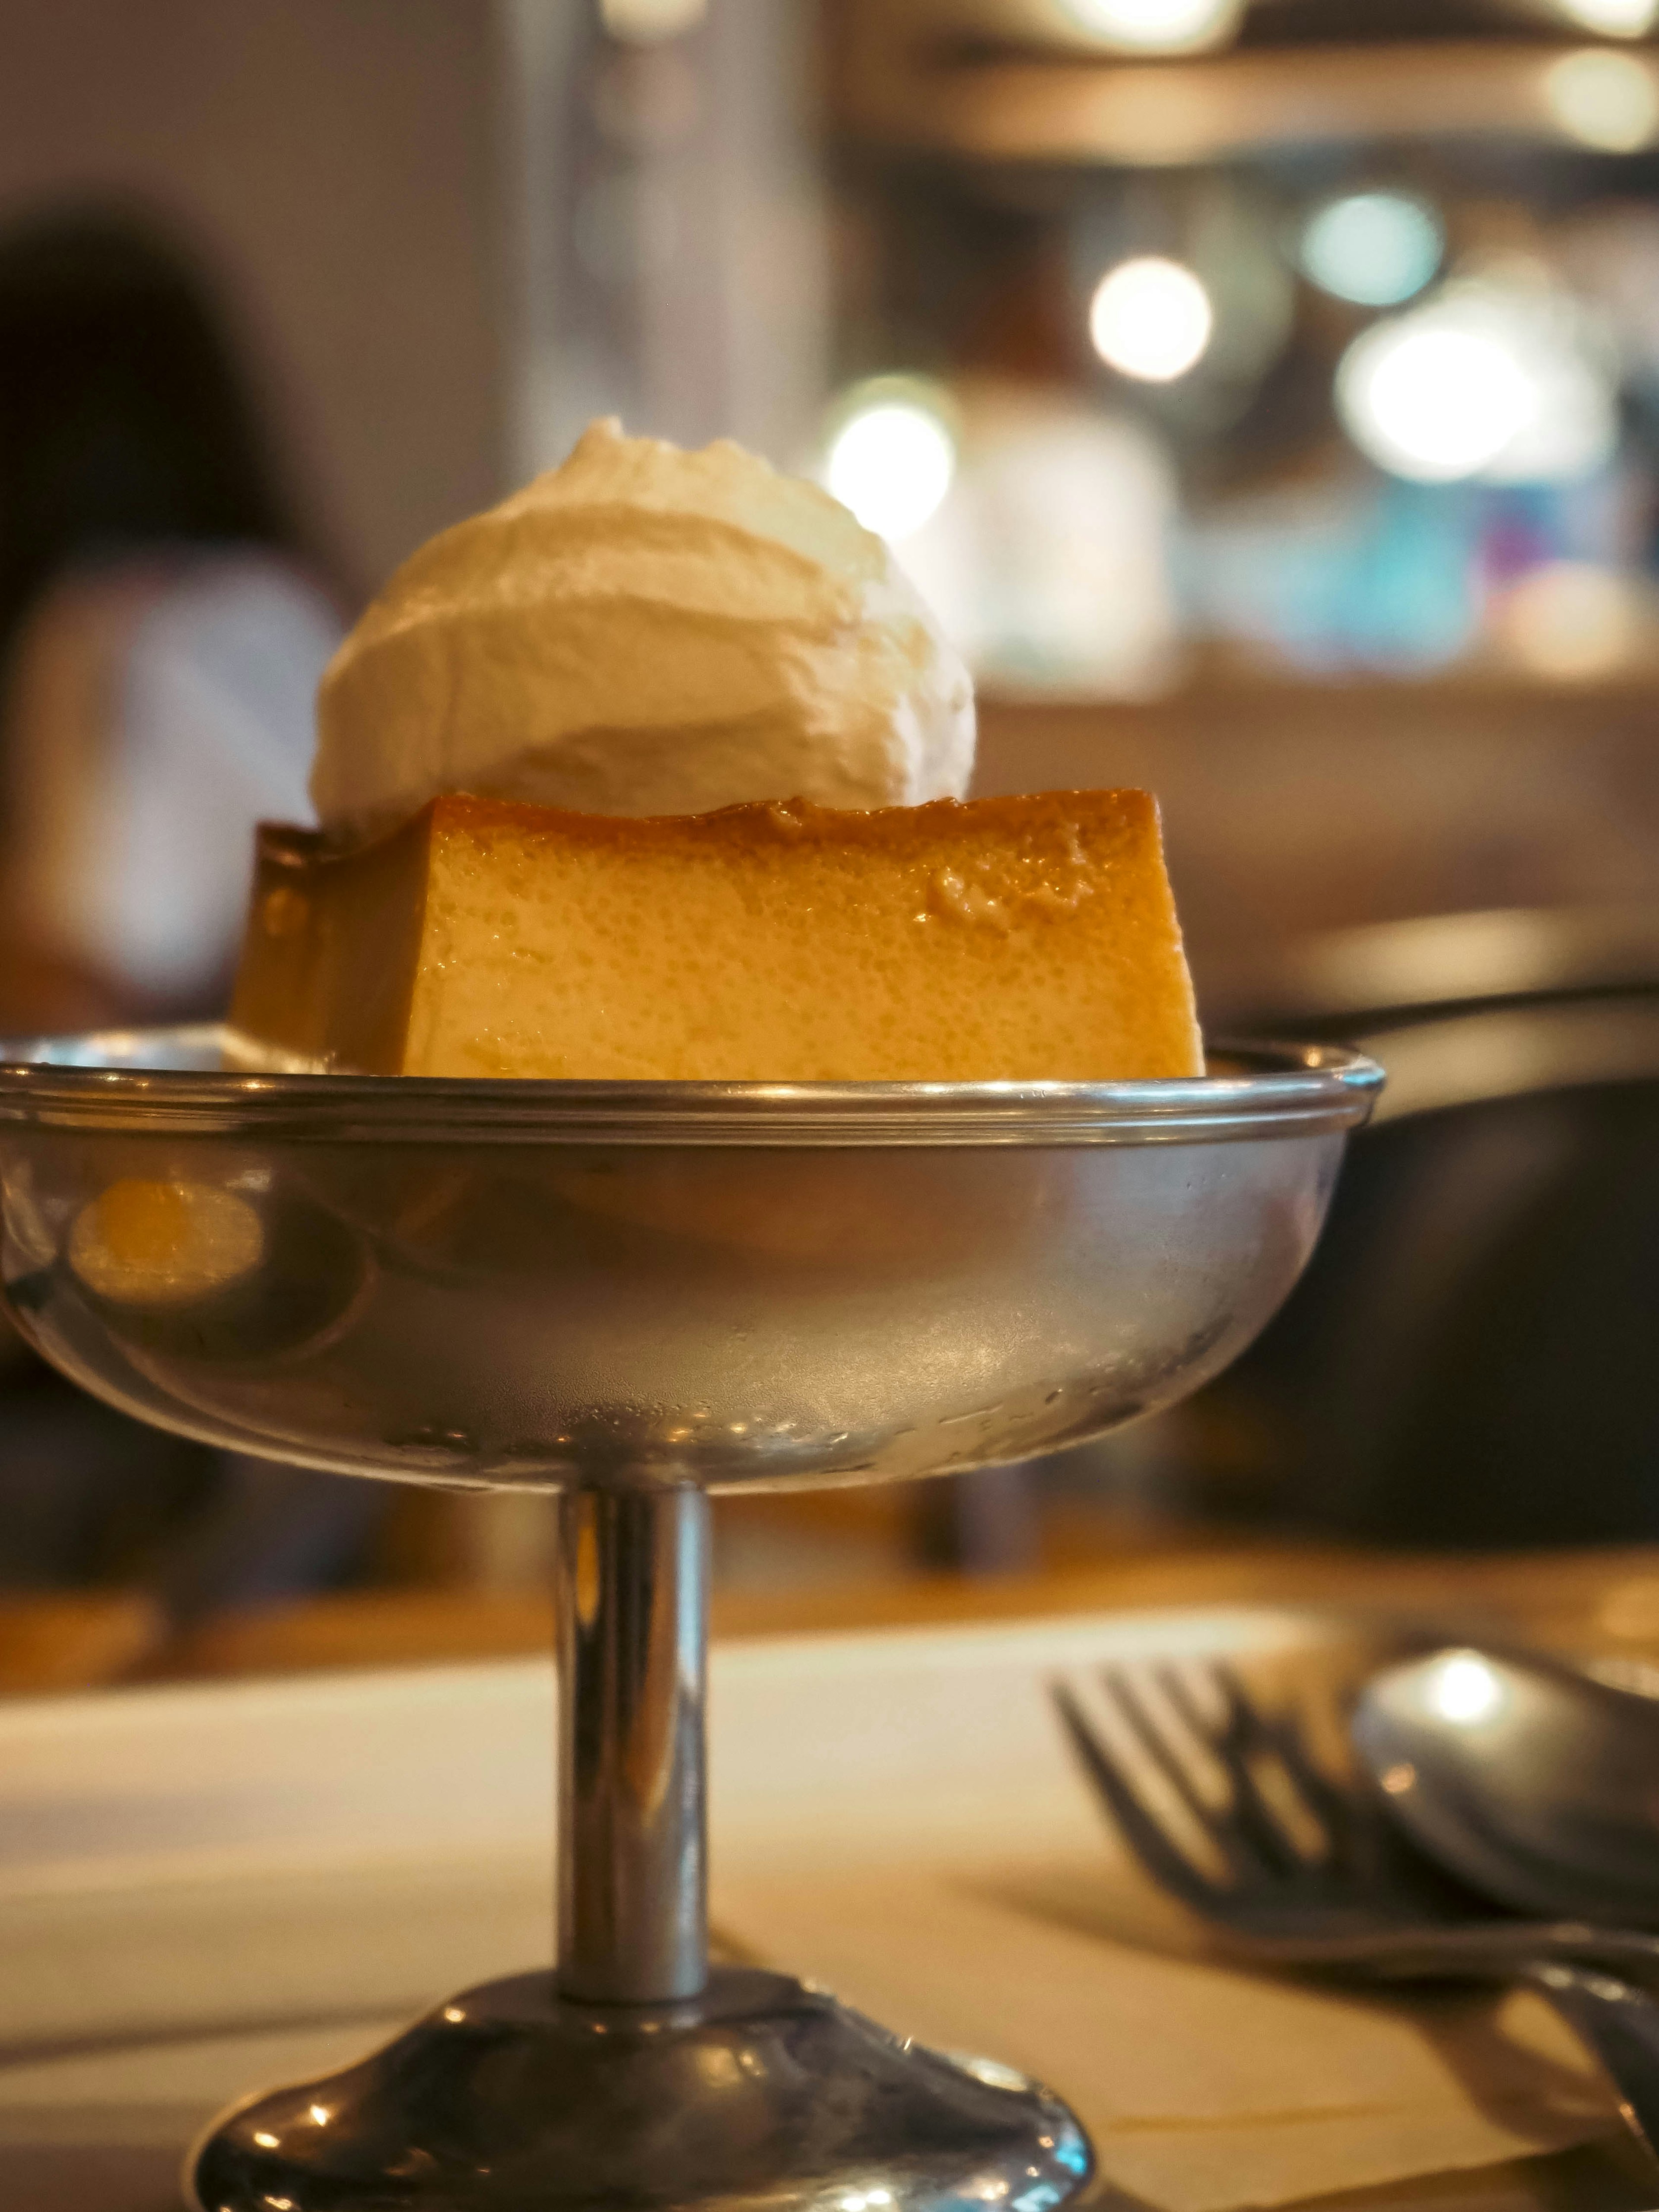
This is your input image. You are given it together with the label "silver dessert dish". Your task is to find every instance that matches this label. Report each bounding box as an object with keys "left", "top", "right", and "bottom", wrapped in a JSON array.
[{"left": 0, "top": 1025, "right": 1381, "bottom": 2212}]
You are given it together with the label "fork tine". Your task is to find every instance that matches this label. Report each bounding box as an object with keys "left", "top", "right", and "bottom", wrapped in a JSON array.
[
  {"left": 1212, "top": 1660, "right": 1285, "bottom": 1751},
  {"left": 1183, "top": 1661, "right": 1312, "bottom": 1878},
  {"left": 1106, "top": 1663, "right": 1300, "bottom": 1893},
  {"left": 1100, "top": 1666, "right": 1217, "bottom": 1830},
  {"left": 1153, "top": 1661, "right": 1304, "bottom": 1882},
  {"left": 1154, "top": 1662, "right": 1226, "bottom": 1751},
  {"left": 1049, "top": 1680, "right": 1224, "bottom": 1913},
  {"left": 1211, "top": 1663, "right": 1358, "bottom": 1849},
  {"left": 1212, "top": 1662, "right": 1357, "bottom": 1859}
]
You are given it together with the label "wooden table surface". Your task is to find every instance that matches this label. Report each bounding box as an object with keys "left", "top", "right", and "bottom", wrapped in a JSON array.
[
  {"left": 4, "top": 1525, "right": 1656, "bottom": 1694},
  {"left": 4, "top": 1532, "right": 1659, "bottom": 2212}
]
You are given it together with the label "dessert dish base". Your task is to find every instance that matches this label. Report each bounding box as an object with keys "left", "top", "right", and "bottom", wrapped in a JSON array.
[{"left": 188, "top": 1965, "right": 1092, "bottom": 2212}]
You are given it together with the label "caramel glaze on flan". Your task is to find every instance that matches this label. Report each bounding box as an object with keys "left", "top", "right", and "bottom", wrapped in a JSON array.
[{"left": 230, "top": 789, "right": 1204, "bottom": 1083}]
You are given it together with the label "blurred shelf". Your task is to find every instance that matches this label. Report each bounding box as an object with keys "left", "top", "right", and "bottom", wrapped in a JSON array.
[
  {"left": 969, "top": 680, "right": 1659, "bottom": 992},
  {"left": 841, "top": 41, "right": 1659, "bottom": 165},
  {"left": 1197, "top": 901, "right": 1659, "bottom": 1031},
  {"left": 978, "top": 661, "right": 1659, "bottom": 708}
]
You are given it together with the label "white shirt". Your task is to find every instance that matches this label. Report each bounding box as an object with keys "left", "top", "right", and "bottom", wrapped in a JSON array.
[{"left": 8, "top": 551, "right": 343, "bottom": 1002}]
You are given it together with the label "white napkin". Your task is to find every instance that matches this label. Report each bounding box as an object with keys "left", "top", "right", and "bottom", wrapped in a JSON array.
[{"left": 715, "top": 1858, "right": 1618, "bottom": 2212}]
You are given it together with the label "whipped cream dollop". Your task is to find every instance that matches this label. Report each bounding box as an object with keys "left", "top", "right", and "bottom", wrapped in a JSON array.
[{"left": 311, "top": 418, "right": 975, "bottom": 838}]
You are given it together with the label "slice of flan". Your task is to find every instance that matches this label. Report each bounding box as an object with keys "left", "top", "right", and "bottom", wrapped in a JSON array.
[{"left": 230, "top": 790, "right": 1203, "bottom": 1082}]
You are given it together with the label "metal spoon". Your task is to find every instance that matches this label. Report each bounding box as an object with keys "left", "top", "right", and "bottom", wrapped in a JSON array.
[
  {"left": 1352, "top": 1644, "right": 1659, "bottom": 2161},
  {"left": 1353, "top": 1644, "right": 1659, "bottom": 1926}
]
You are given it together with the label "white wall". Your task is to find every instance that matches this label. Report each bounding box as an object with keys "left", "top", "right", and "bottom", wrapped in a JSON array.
[{"left": 0, "top": 0, "right": 507, "bottom": 595}]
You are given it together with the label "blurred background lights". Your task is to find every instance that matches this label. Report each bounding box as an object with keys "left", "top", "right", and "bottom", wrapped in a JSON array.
[
  {"left": 1300, "top": 193, "right": 1443, "bottom": 308},
  {"left": 1337, "top": 281, "right": 1617, "bottom": 485},
  {"left": 1554, "top": 0, "right": 1659, "bottom": 34},
  {"left": 1090, "top": 257, "right": 1214, "bottom": 382},
  {"left": 1545, "top": 49, "right": 1659, "bottom": 151},
  {"left": 599, "top": 0, "right": 706, "bottom": 43},
  {"left": 824, "top": 388, "right": 957, "bottom": 543},
  {"left": 1339, "top": 320, "right": 1530, "bottom": 482},
  {"left": 1059, "top": 0, "right": 1243, "bottom": 52},
  {"left": 1499, "top": 562, "right": 1644, "bottom": 678}
]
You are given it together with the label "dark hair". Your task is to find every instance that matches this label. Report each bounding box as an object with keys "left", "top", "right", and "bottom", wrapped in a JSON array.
[{"left": 0, "top": 207, "right": 309, "bottom": 665}]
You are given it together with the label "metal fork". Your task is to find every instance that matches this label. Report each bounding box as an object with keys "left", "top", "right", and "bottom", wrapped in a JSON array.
[{"left": 1053, "top": 1658, "right": 1659, "bottom": 2163}]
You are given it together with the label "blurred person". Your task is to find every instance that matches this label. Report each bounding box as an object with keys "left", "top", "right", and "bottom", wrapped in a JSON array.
[
  {"left": 895, "top": 250, "right": 1184, "bottom": 697},
  {"left": 900, "top": 377, "right": 1183, "bottom": 699},
  {"left": 0, "top": 208, "right": 344, "bottom": 1031},
  {"left": 0, "top": 209, "right": 379, "bottom": 1617}
]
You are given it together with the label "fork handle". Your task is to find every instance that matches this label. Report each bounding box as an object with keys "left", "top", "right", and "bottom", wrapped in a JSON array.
[{"left": 1520, "top": 1960, "right": 1659, "bottom": 2165}]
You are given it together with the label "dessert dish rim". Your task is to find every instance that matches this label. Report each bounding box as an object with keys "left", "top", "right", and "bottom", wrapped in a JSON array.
[{"left": 0, "top": 1025, "right": 1382, "bottom": 1147}]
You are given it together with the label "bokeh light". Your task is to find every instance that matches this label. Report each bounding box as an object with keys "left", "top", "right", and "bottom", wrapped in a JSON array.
[
  {"left": 824, "top": 390, "right": 957, "bottom": 543},
  {"left": 1336, "top": 282, "right": 1617, "bottom": 486},
  {"left": 1089, "top": 257, "right": 1215, "bottom": 382},
  {"left": 600, "top": 0, "right": 706, "bottom": 43},
  {"left": 1545, "top": 49, "right": 1659, "bottom": 152},
  {"left": 1339, "top": 323, "right": 1531, "bottom": 482},
  {"left": 1058, "top": 0, "right": 1242, "bottom": 51},
  {"left": 1554, "top": 0, "right": 1659, "bottom": 35},
  {"left": 1498, "top": 563, "right": 1644, "bottom": 679},
  {"left": 1300, "top": 193, "right": 1444, "bottom": 308}
]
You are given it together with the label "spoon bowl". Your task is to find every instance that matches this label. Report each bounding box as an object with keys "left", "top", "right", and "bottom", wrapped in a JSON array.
[{"left": 1353, "top": 1646, "right": 1659, "bottom": 1927}]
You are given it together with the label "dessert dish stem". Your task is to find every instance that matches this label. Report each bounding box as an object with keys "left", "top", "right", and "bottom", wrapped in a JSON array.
[
  {"left": 556, "top": 1485, "right": 709, "bottom": 2003},
  {"left": 188, "top": 1477, "right": 1099, "bottom": 2212}
]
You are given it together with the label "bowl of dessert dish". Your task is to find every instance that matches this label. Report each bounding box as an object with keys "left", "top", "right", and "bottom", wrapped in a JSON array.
[{"left": 0, "top": 420, "right": 1380, "bottom": 2212}]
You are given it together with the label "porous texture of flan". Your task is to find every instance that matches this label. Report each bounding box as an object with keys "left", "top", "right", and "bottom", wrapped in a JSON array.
[{"left": 231, "top": 790, "right": 1203, "bottom": 1082}]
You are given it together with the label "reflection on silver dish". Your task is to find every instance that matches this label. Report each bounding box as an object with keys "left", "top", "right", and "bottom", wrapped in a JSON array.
[
  {"left": 189, "top": 1968, "right": 1094, "bottom": 2212},
  {"left": 0, "top": 1024, "right": 1378, "bottom": 1493},
  {"left": 0, "top": 1025, "right": 1381, "bottom": 2212}
]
